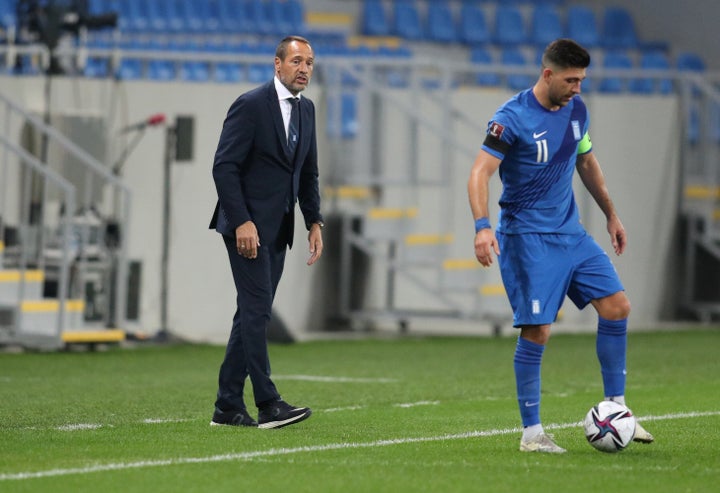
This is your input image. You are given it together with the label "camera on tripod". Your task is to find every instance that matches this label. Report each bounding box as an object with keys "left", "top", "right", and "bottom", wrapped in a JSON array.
[{"left": 15, "top": 0, "right": 118, "bottom": 73}]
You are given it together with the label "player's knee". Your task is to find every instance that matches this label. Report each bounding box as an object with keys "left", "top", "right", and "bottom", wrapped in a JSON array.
[
  {"left": 606, "top": 295, "right": 631, "bottom": 320},
  {"left": 594, "top": 292, "right": 631, "bottom": 320}
]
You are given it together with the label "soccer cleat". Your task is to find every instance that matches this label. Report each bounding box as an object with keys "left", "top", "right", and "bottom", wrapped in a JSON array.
[
  {"left": 258, "top": 399, "right": 312, "bottom": 429},
  {"left": 519, "top": 433, "right": 567, "bottom": 454},
  {"left": 633, "top": 421, "right": 654, "bottom": 443},
  {"left": 210, "top": 409, "right": 258, "bottom": 427}
]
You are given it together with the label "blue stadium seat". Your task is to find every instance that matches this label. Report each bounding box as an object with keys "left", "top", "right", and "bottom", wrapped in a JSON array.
[
  {"left": 427, "top": 1, "right": 457, "bottom": 43},
  {"left": 163, "top": 0, "right": 187, "bottom": 32},
  {"left": 361, "top": 0, "right": 389, "bottom": 36},
  {"left": 83, "top": 57, "right": 111, "bottom": 78},
  {"left": 459, "top": 2, "right": 490, "bottom": 45},
  {"left": 676, "top": 52, "right": 706, "bottom": 73},
  {"left": 392, "top": 0, "right": 425, "bottom": 41},
  {"left": 327, "top": 92, "right": 358, "bottom": 139},
  {"left": 598, "top": 51, "right": 633, "bottom": 93},
  {"left": 529, "top": 4, "right": 564, "bottom": 47},
  {"left": 246, "top": 43, "right": 276, "bottom": 83},
  {"left": 178, "top": 0, "right": 206, "bottom": 33},
  {"left": 246, "top": 0, "right": 274, "bottom": 35},
  {"left": 0, "top": 0, "right": 16, "bottom": 31},
  {"left": 494, "top": 5, "right": 526, "bottom": 46},
  {"left": 116, "top": 58, "right": 143, "bottom": 80},
  {"left": 218, "top": 0, "right": 250, "bottom": 33},
  {"left": 602, "top": 7, "right": 638, "bottom": 50},
  {"left": 146, "top": 0, "right": 169, "bottom": 32},
  {"left": 628, "top": 51, "right": 673, "bottom": 95},
  {"left": 470, "top": 47, "right": 501, "bottom": 87},
  {"left": 203, "top": 0, "right": 222, "bottom": 33},
  {"left": 567, "top": 6, "right": 599, "bottom": 48},
  {"left": 501, "top": 48, "right": 533, "bottom": 91},
  {"left": 124, "top": 0, "right": 150, "bottom": 33}
]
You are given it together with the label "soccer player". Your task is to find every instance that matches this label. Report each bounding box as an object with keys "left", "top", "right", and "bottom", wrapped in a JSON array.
[{"left": 467, "top": 39, "right": 654, "bottom": 453}]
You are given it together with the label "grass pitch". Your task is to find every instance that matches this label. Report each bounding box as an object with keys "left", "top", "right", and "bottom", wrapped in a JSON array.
[{"left": 1, "top": 328, "right": 719, "bottom": 492}]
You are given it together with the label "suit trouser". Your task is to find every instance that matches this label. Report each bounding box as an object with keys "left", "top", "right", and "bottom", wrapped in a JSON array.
[{"left": 215, "top": 232, "right": 287, "bottom": 411}]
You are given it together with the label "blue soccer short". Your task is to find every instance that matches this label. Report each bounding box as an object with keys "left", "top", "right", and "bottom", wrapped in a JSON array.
[{"left": 496, "top": 232, "right": 624, "bottom": 327}]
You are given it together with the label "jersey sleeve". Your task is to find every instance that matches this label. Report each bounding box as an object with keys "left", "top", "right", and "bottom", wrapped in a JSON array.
[{"left": 481, "top": 113, "right": 515, "bottom": 160}]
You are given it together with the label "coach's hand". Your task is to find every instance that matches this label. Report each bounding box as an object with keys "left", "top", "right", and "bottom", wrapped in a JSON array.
[{"left": 235, "top": 221, "right": 260, "bottom": 259}]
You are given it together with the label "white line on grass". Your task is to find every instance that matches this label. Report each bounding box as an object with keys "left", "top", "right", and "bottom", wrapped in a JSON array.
[
  {"left": 274, "top": 375, "right": 397, "bottom": 383},
  {"left": 394, "top": 401, "right": 440, "bottom": 408},
  {"left": 2, "top": 410, "right": 718, "bottom": 482}
]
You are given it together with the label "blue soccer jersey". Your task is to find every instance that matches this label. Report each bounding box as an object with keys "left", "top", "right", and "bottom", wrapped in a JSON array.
[{"left": 481, "top": 89, "right": 592, "bottom": 234}]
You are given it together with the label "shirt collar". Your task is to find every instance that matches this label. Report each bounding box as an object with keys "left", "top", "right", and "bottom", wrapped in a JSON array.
[{"left": 274, "top": 76, "right": 302, "bottom": 102}]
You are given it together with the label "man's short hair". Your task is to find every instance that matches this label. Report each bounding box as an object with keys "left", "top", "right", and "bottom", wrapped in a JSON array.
[
  {"left": 542, "top": 38, "right": 591, "bottom": 70},
  {"left": 276, "top": 36, "right": 312, "bottom": 60}
]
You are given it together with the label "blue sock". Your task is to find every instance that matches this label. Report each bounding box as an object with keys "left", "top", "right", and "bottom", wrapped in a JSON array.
[
  {"left": 514, "top": 337, "right": 544, "bottom": 427},
  {"left": 596, "top": 317, "right": 627, "bottom": 398}
]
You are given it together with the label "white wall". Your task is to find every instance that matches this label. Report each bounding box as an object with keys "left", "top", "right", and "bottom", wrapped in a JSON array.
[{"left": 0, "top": 74, "right": 681, "bottom": 341}]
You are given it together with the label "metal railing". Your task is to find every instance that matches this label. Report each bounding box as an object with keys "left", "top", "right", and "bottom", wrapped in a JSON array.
[{"left": 0, "top": 87, "right": 133, "bottom": 342}]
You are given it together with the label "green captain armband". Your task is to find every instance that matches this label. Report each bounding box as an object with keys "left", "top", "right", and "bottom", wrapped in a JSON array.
[{"left": 577, "top": 131, "right": 592, "bottom": 154}]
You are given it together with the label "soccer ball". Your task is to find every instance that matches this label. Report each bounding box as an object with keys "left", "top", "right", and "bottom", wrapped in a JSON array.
[{"left": 583, "top": 401, "right": 636, "bottom": 453}]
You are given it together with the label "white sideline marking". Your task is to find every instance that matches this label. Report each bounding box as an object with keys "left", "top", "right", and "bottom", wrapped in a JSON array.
[
  {"left": 274, "top": 375, "right": 397, "bottom": 383},
  {"left": 2, "top": 411, "right": 719, "bottom": 482},
  {"left": 56, "top": 424, "right": 103, "bottom": 431},
  {"left": 394, "top": 401, "right": 440, "bottom": 408},
  {"left": 143, "top": 418, "right": 192, "bottom": 424},
  {"left": 323, "top": 406, "right": 365, "bottom": 413}
]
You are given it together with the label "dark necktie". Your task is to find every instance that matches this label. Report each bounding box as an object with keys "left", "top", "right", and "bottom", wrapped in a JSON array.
[{"left": 288, "top": 97, "right": 299, "bottom": 156}]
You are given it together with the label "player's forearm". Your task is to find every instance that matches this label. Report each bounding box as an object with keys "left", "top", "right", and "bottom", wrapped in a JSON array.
[
  {"left": 577, "top": 154, "right": 618, "bottom": 220},
  {"left": 468, "top": 168, "right": 491, "bottom": 220}
]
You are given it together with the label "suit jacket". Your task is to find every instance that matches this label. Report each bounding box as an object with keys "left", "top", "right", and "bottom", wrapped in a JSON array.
[{"left": 210, "top": 81, "right": 323, "bottom": 249}]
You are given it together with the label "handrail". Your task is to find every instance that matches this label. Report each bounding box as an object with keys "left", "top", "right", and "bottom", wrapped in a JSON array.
[
  {"left": 0, "top": 133, "right": 75, "bottom": 337},
  {"left": 0, "top": 87, "right": 131, "bottom": 333}
]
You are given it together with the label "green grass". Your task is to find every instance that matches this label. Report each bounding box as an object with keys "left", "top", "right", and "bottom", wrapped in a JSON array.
[{"left": 1, "top": 328, "right": 719, "bottom": 492}]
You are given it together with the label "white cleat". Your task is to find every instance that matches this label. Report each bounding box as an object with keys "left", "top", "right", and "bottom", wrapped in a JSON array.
[
  {"left": 520, "top": 433, "right": 567, "bottom": 454},
  {"left": 633, "top": 421, "right": 655, "bottom": 443}
]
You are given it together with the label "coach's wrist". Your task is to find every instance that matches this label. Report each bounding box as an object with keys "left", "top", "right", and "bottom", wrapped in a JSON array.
[{"left": 474, "top": 217, "right": 491, "bottom": 233}]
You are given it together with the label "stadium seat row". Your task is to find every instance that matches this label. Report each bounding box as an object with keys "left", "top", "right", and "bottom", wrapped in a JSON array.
[
  {"left": 95, "top": 0, "right": 305, "bottom": 36},
  {"left": 471, "top": 47, "right": 707, "bottom": 94},
  {"left": 361, "top": 1, "right": 651, "bottom": 50}
]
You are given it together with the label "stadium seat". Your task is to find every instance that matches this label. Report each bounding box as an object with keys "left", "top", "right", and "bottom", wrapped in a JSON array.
[
  {"left": 327, "top": 92, "right": 358, "bottom": 139},
  {"left": 116, "top": 58, "right": 143, "bottom": 80},
  {"left": 494, "top": 5, "right": 527, "bottom": 46},
  {"left": 529, "top": 4, "right": 564, "bottom": 48},
  {"left": 83, "top": 57, "right": 111, "bottom": 78},
  {"left": 459, "top": 2, "right": 490, "bottom": 46},
  {"left": 146, "top": 0, "right": 169, "bottom": 32},
  {"left": 124, "top": 0, "right": 150, "bottom": 33},
  {"left": 629, "top": 51, "right": 673, "bottom": 95},
  {"left": 501, "top": 48, "right": 533, "bottom": 91},
  {"left": 218, "top": 0, "right": 250, "bottom": 33},
  {"left": 602, "top": 7, "right": 638, "bottom": 50},
  {"left": 203, "top": 0, "right": 222, "bottom": 33},
  {"left": 164, "top": 0, "right": 188, "bottom": 32},
  {"left": 427, "top": 1, "right": 457, "bottom": 43},
  {"left": 470, "top": 47, "right": 501, "bottom": 87},
  {"left": 598, "top": 51, "right": 633, "bottom": 93},
  {"left": 246, "top": 0, "right": 274, "bottom": 35},
  {"left": 361, "top": 0, "right": 390, "bottom": 36},
  {"left": 566, "top": 6, "right": 600, "bottom": 48},
  {"left": 676, "top": 52, "right": 706, "bottom": 72},
  {"left": 392, "top": 0, "right": 425, "bottom": 41}
]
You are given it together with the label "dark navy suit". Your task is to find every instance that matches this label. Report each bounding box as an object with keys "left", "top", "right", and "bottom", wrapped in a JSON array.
[{"left": 210, "top": 80, "right": 322, "bottom": 411}]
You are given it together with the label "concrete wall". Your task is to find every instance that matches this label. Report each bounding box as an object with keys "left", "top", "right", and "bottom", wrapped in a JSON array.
[{"left": 0, "top": 74, "right": 681, "bottom": 341}]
